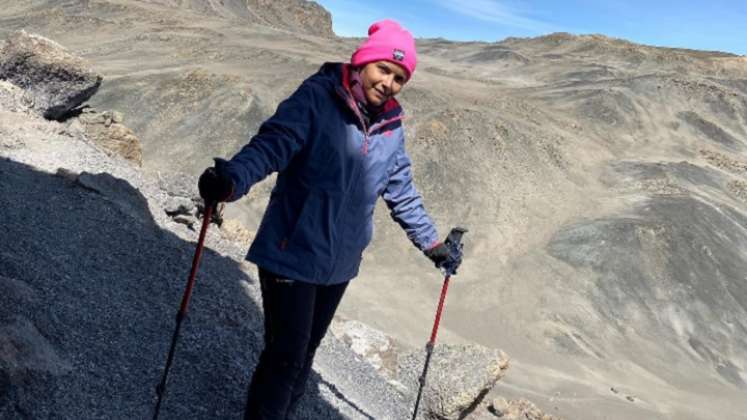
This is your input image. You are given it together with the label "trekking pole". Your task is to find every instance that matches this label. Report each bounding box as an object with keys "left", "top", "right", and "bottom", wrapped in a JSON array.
[
  {"left": 411, "top": 227, "right": 467, "bottom": 420},
  {"left": 152, "top": 201, "right": 216, "bottom": 420}
]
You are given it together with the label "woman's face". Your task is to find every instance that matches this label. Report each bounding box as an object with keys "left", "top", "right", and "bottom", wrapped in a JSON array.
[{"left": 359, "top": 60, "right": 408, "bottom": 107}]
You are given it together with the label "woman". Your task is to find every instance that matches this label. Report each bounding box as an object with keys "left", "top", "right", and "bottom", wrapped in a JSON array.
[{"left": 198, "top": 19, "right": 457, "bottom": 420}]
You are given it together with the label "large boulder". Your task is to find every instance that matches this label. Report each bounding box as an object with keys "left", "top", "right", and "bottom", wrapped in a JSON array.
[
  {"left": 0, "top": 31, "right": 102, "bottom": 120},
  {"left": 399, "top": 344, "right": 510, "bottom": 420},
  {"left": 330, "top": 318, "right": 511, "bottom": 419}
]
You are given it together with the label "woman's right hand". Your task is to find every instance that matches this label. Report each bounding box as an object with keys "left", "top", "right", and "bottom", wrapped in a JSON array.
[{"left": 198, "top": 160, "right": 234, "bottom": 204}]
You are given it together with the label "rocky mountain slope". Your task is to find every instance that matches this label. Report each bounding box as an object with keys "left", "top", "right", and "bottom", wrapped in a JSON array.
[
  {"left": 2, "top": 1, "right": 747, "bottom": 419},
  {"left": 0, "top": 30, "right": 513, "bottom": 420}
]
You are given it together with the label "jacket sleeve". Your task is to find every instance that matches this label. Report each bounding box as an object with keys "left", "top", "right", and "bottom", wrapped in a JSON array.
[
  {"left": 382, "top": 141, "right": 439, "bottom": 251},
  {"left": 221, "top": 81, "right": 317, "bottom": 201}
]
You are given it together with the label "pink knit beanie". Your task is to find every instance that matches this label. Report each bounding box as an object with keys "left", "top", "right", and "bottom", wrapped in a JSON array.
[{"left": 351, "top": 19, "right": 417, "bottom": 81}]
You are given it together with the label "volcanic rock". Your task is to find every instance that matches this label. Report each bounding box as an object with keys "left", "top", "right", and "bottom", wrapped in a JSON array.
[
  {"left": 399, "top": 344, "right": 510, "bottom": 420},
  {"left": 0, "top": 30, "right": 102, "bottom": 120}
]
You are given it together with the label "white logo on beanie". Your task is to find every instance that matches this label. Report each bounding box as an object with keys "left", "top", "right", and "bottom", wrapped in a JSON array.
[{"left": 393, "top": 49, "right": 405, "bottom": 61}]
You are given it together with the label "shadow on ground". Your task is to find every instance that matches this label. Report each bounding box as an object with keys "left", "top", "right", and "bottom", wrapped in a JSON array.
[{"left": 0, "top": 158, "right": 356, "bottom": 419}]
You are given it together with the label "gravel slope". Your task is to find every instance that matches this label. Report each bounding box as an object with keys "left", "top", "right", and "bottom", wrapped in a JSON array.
[{"left": 0, "top": 109, "right": 409, "bottom": 419}]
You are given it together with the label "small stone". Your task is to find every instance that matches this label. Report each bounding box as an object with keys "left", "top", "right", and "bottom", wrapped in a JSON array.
[
  {"left": 111, "top": 110, "right": 124, "bottom": 123},
  {"left": 55, "top": 168, "right": 79, "bottom": 184},
  {"left": 173, "top": 214, "right": 197, "bottom": 229},
  {"left": 164, "top": 196, "right": 194, "bottom": 216},
  {"left": 489, "top": 397, "right": 509, "bottom": 416}
]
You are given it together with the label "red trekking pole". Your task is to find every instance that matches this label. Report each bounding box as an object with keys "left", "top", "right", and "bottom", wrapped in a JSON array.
[
  {"left": 411, "top": 227, "right": 467, "bottom": 420},
  {"left": 152, "top": 202, "right": 216, "bottom": 420}
]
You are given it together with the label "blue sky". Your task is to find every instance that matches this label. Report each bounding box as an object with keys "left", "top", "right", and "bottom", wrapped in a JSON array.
[{"left": 315, "top": 0, "right": 747, "bottom": 55}]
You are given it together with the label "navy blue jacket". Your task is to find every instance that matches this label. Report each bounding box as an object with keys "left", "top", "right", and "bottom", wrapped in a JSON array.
[{"left": 223, "top": 63, "right": 438, "bottom": 285}]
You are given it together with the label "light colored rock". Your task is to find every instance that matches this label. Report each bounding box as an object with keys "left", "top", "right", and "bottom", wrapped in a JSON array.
[
  {"left": 0, "top": 80, "right": 33, "bottom": 112},
  {"left": 79, "top": 108, "right": 143, "bottom": 165},
  {"left": 399, "top": 344, "right": 510, "bottom": 420},
  {"left": 110, "top": 110, "right": 124, "bottom": 124},
  {"left": 64, "top": 117, "right": 85, "bottom": 137},
  {"left": 330, "top": 317, "right": 402, "bottom": 380},
  {"left": 0, "top": 31, "right": 102, "bottom": 120},
  {"left": 220, "top": 218, "right": 255, "bottom": 247},
  {"left": 489, "top": 397, "right": 509, "bottom": 416},
  {"left": 488, "top": 398, "right": 561, "bottom": 420},
  {"left": 0, "top": 106, "right": 61, "bottom": 150}
]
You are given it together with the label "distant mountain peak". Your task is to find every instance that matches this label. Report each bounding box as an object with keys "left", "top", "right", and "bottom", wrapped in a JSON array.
[
  {"left": 502, "top": 31, "right": 738, "bottom": 58},
  {"left": 246, "top": 0, "right": 333, "bottom": 38}
]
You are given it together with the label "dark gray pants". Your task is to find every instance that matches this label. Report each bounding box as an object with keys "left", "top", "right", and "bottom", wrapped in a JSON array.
[{"left": 244, "top": 268, "right": 349, "bottom": 420}]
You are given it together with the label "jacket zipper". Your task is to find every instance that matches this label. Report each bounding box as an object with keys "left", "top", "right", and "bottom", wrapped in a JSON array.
[{"left": 337, "top": 87, "right": 404, "bottom": 155}]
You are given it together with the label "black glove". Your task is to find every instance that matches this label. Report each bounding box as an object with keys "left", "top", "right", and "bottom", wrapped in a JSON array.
[
  {"left": 424, "top": 242, "right": 450, "bottom": 269},
  {"left": 198, "top": 159, "right": 234, "bottom": 204}
]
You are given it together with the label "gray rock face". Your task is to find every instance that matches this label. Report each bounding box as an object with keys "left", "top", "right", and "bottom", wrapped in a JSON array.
[
  {"left": 0, "top": 30, "right": 102, "bottom": 120},
  {"left": 398, "top": 344, "right": 510, "bottom": 420},
  {"left": 246, "top": 0, "right": 334, "bottom": 38}
]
